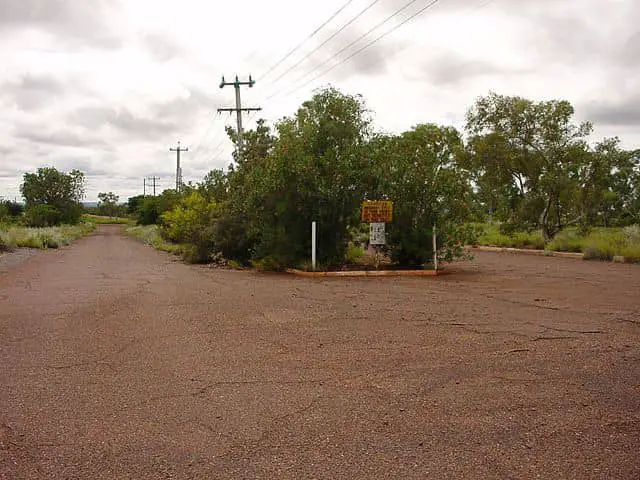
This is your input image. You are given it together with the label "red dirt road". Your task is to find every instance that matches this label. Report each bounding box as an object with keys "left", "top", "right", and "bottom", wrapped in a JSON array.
[{"left": 1, "top": 225, "right": 639, "bottom": 479}]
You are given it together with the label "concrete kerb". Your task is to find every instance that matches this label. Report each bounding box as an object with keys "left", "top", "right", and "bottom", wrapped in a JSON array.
[
  {"left": 472, "top": 246, "right": 636, "bottom": 263},
  {"left": 472, "top": 245, "right": 584, "bottom": 259},
  {"left": 286, "top": 269, "right": 440, "bottom": 278}
]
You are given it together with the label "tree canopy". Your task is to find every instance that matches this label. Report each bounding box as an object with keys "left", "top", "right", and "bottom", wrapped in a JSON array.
[{"left": 20, "top": 167, "right": 85, "bottom": 225}]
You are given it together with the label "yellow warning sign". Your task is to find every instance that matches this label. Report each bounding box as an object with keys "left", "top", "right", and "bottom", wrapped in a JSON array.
[{"left": 361, "top": 200, "right": 393, "bottom": 223}]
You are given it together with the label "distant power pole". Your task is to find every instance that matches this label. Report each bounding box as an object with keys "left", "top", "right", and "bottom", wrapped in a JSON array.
[
  {"left": 147, "top": 176, "right": 160, "bottom": 196},
  {"left": 169, "top": 141, "right": 188, "bottom": 192},
  {"left": 143, "top": 178, "right": 146, "bottom": 197},
  {"left": 218, "top": 75, "right": 261, "bottom": 160}
]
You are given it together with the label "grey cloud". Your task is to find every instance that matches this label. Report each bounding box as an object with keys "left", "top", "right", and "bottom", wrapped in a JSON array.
[
  {"left": 2, "top": 74, "right": 65, "bottom": 111},
  {"left": 53, "top": 157, "right": 109, "bottom": 176},
  {"left": 423, "top": 55, "right": 503, "bottom": 86},
  {"left": 621, "top": 31, "right": 640, "bottom": 66},
  {"left": 584, "top": 97, "right": 640, "bottom": 126},
  {"left": 15, "top": 128, "right": 108, "bottom": 148},
  {"left": 141, "top": 33, "right": 185, "bottom": 62},
  {"left": 151, "top": 86, "right": 223, "bottom": 120},
  {"left": 0, "top": 0, "right": 122, "bottom": 49},
  {"left": 501, "top": 0, "right": 639, "bottom": 68},
  {"left": 68, "top": 107, "right": 178, "bottom": 139},
  {"left": 110, "top": 110, "right": 177, "bottom": 136}
]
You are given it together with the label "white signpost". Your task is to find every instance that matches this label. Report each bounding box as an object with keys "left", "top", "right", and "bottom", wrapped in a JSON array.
[{"left": 370, "top": 222, "right": 386, "bottom": 245}]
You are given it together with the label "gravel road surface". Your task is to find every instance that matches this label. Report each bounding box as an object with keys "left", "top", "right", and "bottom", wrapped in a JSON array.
[{"left": 1, "top": 225, "right": 639, "bottom": 479}]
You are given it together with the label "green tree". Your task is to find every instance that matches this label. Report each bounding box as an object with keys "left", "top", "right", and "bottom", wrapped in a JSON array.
[
  {"left": 127, "top": 195, "right": 145, "bottom": 215},
  {"left": 136, "top": 189, "right": 181, "bottom": 225},
  {"left": 244, "top": 87, "right": 372, "bottom": 267},
  {"left": 0, "top": 199, "right": 24, "bottom": 223},
  {"left": 370, "top": 124, "right": 475, "bottom": 265},
  {"left": 465, "top": 93, "right": 592, "bottom": 240},
  {"left": 199, "top": 169, "right": 229, "bottom": 203},
  {"left": 97, "top": 192, "right": 120, "bottom": 217},
  {"left": 20, "top": 167, "right": 85, "bottom": 224}
]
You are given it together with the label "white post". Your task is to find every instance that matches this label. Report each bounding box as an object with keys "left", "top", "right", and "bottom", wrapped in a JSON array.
[
  {"left": 311, "top": 221, "right": 317, "bottom": 271},
  {"left": 432, "top": 223, "right": 438, "bottom": 271}
]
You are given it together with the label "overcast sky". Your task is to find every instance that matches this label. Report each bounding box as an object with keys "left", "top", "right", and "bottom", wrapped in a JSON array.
[{"left": 0, "top": 0, "right": 638, "bottom": 202}]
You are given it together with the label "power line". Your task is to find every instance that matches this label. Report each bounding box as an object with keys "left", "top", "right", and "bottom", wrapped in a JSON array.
[
  {"left": 190, "top": 112, "right": 221, "bottom": 164},
  {"left": 263, "top": 0, "right": 384, "bottom": 92},
  {"left": 208, "top": 115, "right": 234, "bottom": 161},
  {"left": 278, "top": 0, "right": 443, "bottom": 99},
  {"left": 259, "top": 0, "right": 357, "bottom": 81}
]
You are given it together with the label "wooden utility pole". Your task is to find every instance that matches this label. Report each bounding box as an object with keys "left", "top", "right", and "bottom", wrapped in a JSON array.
[
  {"left": 218, "top": 75, "right": 261, "bottom": 160},
  {"left": 169, "top": 142, "right": 188, "bottom": 192}
]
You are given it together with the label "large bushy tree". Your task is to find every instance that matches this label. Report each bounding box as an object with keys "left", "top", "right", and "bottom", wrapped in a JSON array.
[
  {"left": 97, "top": 192, "right": 120, "bottom": 218},
  {"left": 20, "top": 167, "right": 85, "bottom": 225},
  {"left": 241, "top": 87, "right": 372, "bottom": 267},
  {"left": 369, "top": 124, "right": 475, "bottom": 265},
  {"left": 465, "top": 93, "right": 592, "bottom": 240}
]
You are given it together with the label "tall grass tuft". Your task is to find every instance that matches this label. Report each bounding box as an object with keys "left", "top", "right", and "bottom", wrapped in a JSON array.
[{"left": 0, "top": 224, "right": 95, "bottom": 250}]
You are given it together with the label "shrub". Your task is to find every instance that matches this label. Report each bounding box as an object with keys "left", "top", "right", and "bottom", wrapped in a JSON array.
[
  {"left": 546, "top": 229, "right": 585, "bottom": 252},
  {"left": 0, "top": 204, "right": 8, "bottom": 224},
  {"left": 212, "top": 213, "right": 254, "bottom": 264},
  {"left": 3, "top": 201, "right": 24, "bottom": 217},
  {"left": 476, "top": 223, "right": 543, "bottom": 249},
  {"left": 0, "top": 235, "right": 10, "bottom": 252},
  {"left": 250, "top": 255, "right": 286, "bottom": 272},
  {"left": 624, "top": 225, "right": 640, "bottom": 244},
  {"left": 137, "top": 197, "right": 161, "bottom": 225},
  {"left": 0, "top": 224, "right": 93, "bottom": 250},
  {"left": 24, "top": 205, "right": 61, "bottom": 227},
  {"left": 160, "top": 192, "right": 221, "bottom": 263},
  {"left": 137, "top": 191, "right": 182, "bottom": 225},
  {"left": 345, "top": 243, "right": 365, "bottom": 263}
]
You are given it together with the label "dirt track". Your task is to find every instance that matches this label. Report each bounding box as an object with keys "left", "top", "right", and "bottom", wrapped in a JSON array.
[{"left": 1, "top": 225, "right": 639, "bottom": 479}]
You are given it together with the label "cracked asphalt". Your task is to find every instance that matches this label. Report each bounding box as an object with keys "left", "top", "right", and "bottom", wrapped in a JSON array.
[{"left": 1, "top": 225, "right": 639, "bottom": 479}]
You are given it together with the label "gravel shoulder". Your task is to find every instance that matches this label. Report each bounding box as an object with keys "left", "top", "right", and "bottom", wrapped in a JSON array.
[
  {"left": 1, "top": 225, "right": 639, "bottom": 479},
  {"left": 0, "top": 248, "right": 41, "bottom": 274}
]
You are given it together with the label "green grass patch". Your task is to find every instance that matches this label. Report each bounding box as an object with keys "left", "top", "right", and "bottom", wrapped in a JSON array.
[
  {"left": 82, "top": 214, "right": 132, "bottom": 225},
  {"left": 474, "top": 223, "right": 640, "bottom": 263},
  {"left": 581, "top": 226, "right": 640, "bottom": 262},
  {"left": 0, "top": 223, "right": 95, "bottom": 250},
  {"left": 475, "top": 223, "right": 545, "bottom": 249},
  {"left": 125, "top": 225, "right": 184, "bottom": 255}
]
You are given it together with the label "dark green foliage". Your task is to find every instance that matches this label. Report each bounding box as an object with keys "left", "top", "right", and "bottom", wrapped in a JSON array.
[
  {"left": 137, "top": 197, "right": 161, "bottom": 225},
  {"left": 24, "top": 204, "right": 61, "bottom": 227},
  {"left": 127, "top": 195, "right": 145, "bottom": 215},
  {"left": 243, "top": 88, "right": 372, "bottom": 267},
  {"left": 370, "top": 124, "right": 475, "bottom": 265},
  {"left": 212, "top": 213, "right": 253, "bottom": 263},
  {"left": 97, "top": 192, "right": 121, "bottom": 217},
  {"left": 118, "top": 88, "right": 637, "bottom": 268},
  {"left": 20, "top": 167, "right": 85, "bottom": 225},
  {"left": 136, "top": 190, "right": 181, "bottom": 225},
  {"left": 1, "top": 200, "right": 24, "bottom": 218}
]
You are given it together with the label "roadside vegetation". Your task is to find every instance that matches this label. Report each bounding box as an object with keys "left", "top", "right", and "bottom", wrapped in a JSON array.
[
  {"left": 0, "top": 170, "right": 120, "bottom": 252},
  {"left": 474, "top": 223, "right": 640, "bottom": 262},
  {"left": 82, "top": 214, "right": 131, "bottom": 225},
  {"left": 3, "top": 88, "right": 638, "bottom": 267},
  {"left": 125, "top": 225, "right": 183, "bottom": 255},
  {"left": 0, "top": 224, "right": 95, "bottom": 250}
]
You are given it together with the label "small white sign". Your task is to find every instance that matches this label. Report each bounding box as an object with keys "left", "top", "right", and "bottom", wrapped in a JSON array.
[{"left": 370, "top": 222, "right": 386, "bottom": 245}]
